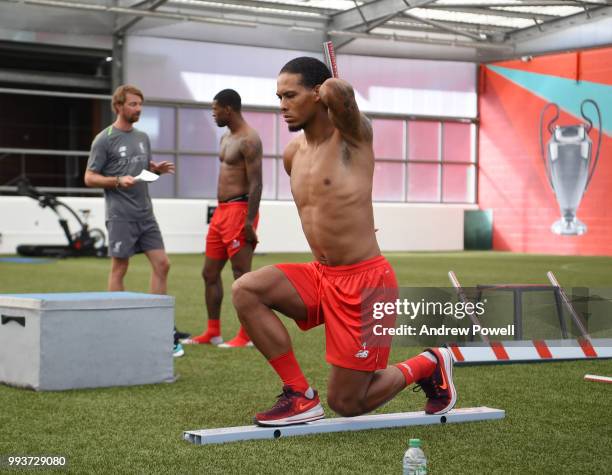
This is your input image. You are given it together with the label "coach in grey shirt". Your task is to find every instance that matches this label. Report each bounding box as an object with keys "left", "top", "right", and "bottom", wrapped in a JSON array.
[
  {"left": 84, "top": 85, "right": 187, "bottom": 354},
  {"left": 85, "top": 83, "right": 174, "bottom": 292}
]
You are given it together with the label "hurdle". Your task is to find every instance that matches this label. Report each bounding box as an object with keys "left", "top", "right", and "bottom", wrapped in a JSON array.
[
  {"left": 446, "top": 272, "right": 612, "bottom": 365},
  {"left": 584, "top": 374, "right": 612, "bottom": 384},
  {"left": 546, "top": 271, "right": 590, "bottom": 340},
  {"left": 183, "top": 407, "right": 505, "bottom": 445},
  {"left": 448, "top": 270, "right": 489, "bottom": 344}
]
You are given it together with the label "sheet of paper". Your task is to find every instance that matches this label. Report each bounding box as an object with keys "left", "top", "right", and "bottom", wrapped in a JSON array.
[{"left": 134, "top": 169, "right": 160, "bottom": 183}]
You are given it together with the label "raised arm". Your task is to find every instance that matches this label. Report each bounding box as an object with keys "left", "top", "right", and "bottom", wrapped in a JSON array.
[
  {"left": 240, "top": 132, "right": 263, "bottom": 237},
  {"left": 318, "top": 78, "right": 372, "bottom": 145}
]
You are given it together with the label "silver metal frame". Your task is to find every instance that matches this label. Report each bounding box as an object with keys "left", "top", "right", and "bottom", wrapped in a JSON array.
[
  {"left": 0, "top": 87, "right": 478, "bottom": 203},
  {"left": 184, "top": 406, "right": 505, "bottom": 445},
  {"left": 1, "top": 0, "right": 606, "bottom": 59}
]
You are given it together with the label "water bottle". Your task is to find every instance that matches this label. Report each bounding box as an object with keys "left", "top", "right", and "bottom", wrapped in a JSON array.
[{"left": 403, "top": 438, "right": 427, "bottom": 475}]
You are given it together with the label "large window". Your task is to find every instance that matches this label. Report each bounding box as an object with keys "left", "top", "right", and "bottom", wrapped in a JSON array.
[
  {"left": 0, "top": 90, "right": 476, "bottom": 203},
  {"left": 141, "top": 103, "right": 476, "bottom": 203}
]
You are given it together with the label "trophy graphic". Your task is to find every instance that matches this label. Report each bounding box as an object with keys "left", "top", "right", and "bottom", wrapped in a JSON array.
[{"left": 539, "top": 99, "right": 602, "bottom": 235}]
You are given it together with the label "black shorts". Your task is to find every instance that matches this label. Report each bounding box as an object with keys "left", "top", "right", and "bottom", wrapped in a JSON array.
[{"left": 106, "top": 219, "right": 165, "bottom": 258}]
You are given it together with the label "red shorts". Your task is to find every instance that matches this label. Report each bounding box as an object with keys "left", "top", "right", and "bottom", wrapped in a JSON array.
[
  {"left": 276, "top": 255, "right": 398, "bottom": 372},
  {"left": 205, "top": 202, "right": 259, "bottom": 260}
]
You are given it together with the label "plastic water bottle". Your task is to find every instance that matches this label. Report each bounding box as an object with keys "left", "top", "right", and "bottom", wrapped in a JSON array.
[{"left": 403, "top": 438, "right": 427, "bottom": 475}]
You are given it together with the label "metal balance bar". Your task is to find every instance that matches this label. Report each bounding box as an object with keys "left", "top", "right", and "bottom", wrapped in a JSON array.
[{"left": 183, "top": 407, "right": 505, "bottom": 445}]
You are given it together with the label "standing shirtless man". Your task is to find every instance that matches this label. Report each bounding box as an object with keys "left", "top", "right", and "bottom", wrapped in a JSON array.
[
  {"left": 232, "top": 58, "right": 457, "bottom": 425},
  {"left": 188, "top": 89, "right": 263, "bottom": 348}
]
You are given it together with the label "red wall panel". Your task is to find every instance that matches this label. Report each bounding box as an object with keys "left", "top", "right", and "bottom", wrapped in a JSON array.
[{"left": 479, "top": 48, "right": 612, "bottom": 255}]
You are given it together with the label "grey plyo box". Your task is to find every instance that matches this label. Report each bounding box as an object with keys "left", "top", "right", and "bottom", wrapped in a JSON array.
[{"left": 0, "top": 292, "right": 175, "bottom": 391}]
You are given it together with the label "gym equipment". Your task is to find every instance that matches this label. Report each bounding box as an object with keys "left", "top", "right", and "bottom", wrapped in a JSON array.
[
  {"left": 584, "top": 374, "right": 612, "bottom": 384},
  {"left": 183, "top": 407, "right": 505, "bottom": 445},
  {"left": 323, "top": 41, "right": 339, "bottom": 78},
  {"left": 16, "top": 179, "right": 107, "bottom": 258},
  {"left": 0, "top": 292, "right": 175, "bottom": 390},
  {"left": 447, "top": 271, "right": 612, "bottom": 364}
]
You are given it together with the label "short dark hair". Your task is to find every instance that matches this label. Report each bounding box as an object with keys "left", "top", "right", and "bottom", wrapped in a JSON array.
[
  {"left": 213, "top": 89, "right": 241, "bottom": 111},
  {"left": 279, "top": 57, "right": 332, "bottom": 89}
]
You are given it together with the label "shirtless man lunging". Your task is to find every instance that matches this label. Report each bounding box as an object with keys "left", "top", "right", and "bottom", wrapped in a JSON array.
[
  {"left": 232, "top": 58, "right": 457, "bottom": 425},
  {"left": 189, "top": 89, "right": 263, "bottom": 348}
]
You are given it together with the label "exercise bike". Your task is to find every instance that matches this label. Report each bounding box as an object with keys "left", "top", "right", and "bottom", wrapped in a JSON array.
[{"left": 16, "top": 179, "right": 108, "bottom": 258}]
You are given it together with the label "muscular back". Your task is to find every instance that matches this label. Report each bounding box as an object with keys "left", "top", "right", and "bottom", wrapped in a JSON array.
[
  {"left": 217, "top": 127, "right": 260, "bottom": 201},
  {"left": 285, "top": 128, "right": 380, "bottom": 266}
]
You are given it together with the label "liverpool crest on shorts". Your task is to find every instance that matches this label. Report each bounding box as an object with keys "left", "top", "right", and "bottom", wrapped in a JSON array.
[{"left": 355, "top": 343, "right": 369, "bottom": 359}]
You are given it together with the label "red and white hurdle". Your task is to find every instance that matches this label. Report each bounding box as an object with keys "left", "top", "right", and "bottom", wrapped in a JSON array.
[
  {"left": 584, "top": 374, "right": 612, "bottom": 384},
  {"left": 448, "top": 339, "right": 612, "bottom": 365},
  {"left": 447, "top": 271, "right": 612, "bottom": 365}
]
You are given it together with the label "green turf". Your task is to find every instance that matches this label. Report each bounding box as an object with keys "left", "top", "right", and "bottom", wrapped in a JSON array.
[{"left": 1, "top": 251, "right": 611, "bottom": 474}]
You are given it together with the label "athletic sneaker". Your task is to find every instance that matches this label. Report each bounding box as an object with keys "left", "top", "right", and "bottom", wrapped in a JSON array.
[
  {"left": 218, "top": 335, "right": 253, "bottom": 348},
  {"left": 174, "top": 328, "right": 191, "bottom": 342},
  {"left": 414, "top": 347, "right": 457, "bottom": 415},
  {"left": 183, "top": 332, "right": 224, "bottom": 345},
  {"left": 255, "top": 386, "right": 325, "bottom": 426},
  {"left": 173, "top": 343, "right": 185, "bottom": 358}
]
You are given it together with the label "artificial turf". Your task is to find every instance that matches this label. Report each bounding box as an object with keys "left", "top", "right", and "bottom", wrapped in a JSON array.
[{"left": 0, "top": 251, "right": 611, "bottom": 474}]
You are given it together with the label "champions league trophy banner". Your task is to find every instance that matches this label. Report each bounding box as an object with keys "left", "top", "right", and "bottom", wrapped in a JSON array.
[{"left": 539, "top": 99, "right": 602, "bottom": 235}]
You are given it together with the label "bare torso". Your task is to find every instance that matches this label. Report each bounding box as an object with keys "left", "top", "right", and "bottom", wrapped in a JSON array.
[
  {"left": 217, "top": 128, "right": 258, "bottom": 201},
  {"left": 287, "top": 130, "right": 380, "bottom": 266}
]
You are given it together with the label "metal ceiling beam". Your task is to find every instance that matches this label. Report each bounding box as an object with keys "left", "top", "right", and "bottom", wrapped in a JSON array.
[
  {"left": 329, "top": 0, "right": 438, "bottom": 32},
  {"left": 395, "top": 15, "right": 516, "bottom": 33},
  {"left": 339, "top": 13, "right": 511, "bottom": 50},
  {"left": 328, "top": 28, "right": 514, "bottom": 51},
  {"left": 128, "top": 0, "right": 151, "bottom": 8},
  {"left": 1, "top": 0, "right": 330, "bottom": 33},
  {"left": 166, "top": 0, "right": 334, "bottom": 16},
  {"left": 402, "top": 11, "right": 488, "bottom": 41},
  {"left": 504, "top": 5, "right": 612, "bottom": 41},
  {"left": 0, "top": 40, "right": 109, "bottom": 58},
  {"left": 332, "top": 0, "right": 428, "bottom": 50},
  {"left": 426, "top": 1, "right": 610, "bottom": 6},
  {"left": 382, "top": 20, "right": 512, "bottom": 36},
  {"left": 425, "top": 6, "right": 558, "bottom": 21},
  {"left": 160, "top": 2, "right": 327, "bottom": 25},
  {"left": 115, "top": 0, "right": 169, "bottom": 34},
  {"left": 3, "top": 0, "right": 260, "bottom": 27},
  {"left": 333, "top": 1, "right": 405, "bottom": 50},
  {"left": 0, "top": 69, "right": 109, "bottom": 89},
  {"left": 111, "top": 32, "right": 123, "bottom": 91}
]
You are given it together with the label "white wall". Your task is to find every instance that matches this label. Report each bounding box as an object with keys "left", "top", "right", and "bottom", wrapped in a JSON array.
[{"left": 0, "top": 197, "right": 468, "bottom": 255}]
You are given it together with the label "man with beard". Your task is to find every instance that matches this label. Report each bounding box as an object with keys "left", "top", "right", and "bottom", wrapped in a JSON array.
[
  {"left": 187, "top": 89, "right": 263, "bottom": 348},
  {"left": 85, "top": 84, "right": 188, "bottom": 357},
  {"left": 232, "top": 58, "right": 457, "bottom": 426}
]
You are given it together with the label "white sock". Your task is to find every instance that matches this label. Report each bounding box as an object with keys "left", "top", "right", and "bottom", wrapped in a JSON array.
[{"left": 304, "top": 387, "right": 314, "bottom": 399}]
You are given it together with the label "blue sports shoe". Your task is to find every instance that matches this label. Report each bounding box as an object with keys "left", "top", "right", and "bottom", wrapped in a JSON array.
[{"left": 173, "top": 343, "right": 185, "bottom": 358}]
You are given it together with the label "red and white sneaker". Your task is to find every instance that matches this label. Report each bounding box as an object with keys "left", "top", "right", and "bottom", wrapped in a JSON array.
[
  {"left": 415, "top": 347, "right": 457, "bottom": 415},
  {"left": 218, "top": 335, "right": 253, "bottom": 348},
  {"left": 183, "top": 332, "right": 223, "bottom": 345},
  {"left": 255, "top": 386, "right": 325, "bottom": 426}
]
